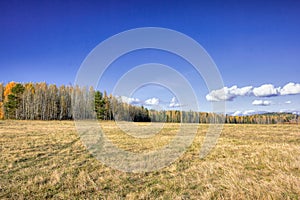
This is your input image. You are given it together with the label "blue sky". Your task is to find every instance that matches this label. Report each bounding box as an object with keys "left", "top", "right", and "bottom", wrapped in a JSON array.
[{"left": 1, "top": 0, "right": 299, "bottom": 114}]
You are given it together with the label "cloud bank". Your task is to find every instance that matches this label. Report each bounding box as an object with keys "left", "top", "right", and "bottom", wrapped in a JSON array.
[{"left": 206, "top": 82, "right": 300, "bottom": 102}]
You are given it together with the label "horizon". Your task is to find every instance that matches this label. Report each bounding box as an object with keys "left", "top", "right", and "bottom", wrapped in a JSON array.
[{"left": 1, "top": 81, "right": 299, "bottom": 117}]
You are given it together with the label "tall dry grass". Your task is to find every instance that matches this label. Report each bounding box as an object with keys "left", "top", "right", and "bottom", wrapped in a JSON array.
[{"left": 0, "top": 120, "right": 299, "bottom": 199}]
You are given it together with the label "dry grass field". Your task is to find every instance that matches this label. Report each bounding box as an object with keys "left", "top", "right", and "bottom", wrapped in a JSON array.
[{"left": 0, "top": 120, "right": 299, "bottom": 199}]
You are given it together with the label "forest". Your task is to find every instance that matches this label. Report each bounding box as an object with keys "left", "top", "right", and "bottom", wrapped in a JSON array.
[{"left": 0, "top": 82, "right": 298, "bottom": 124}]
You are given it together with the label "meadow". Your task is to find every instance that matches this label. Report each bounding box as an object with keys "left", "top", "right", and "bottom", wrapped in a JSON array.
[{"left": 0, "top": 120, "right": 299, "bottom": 199}]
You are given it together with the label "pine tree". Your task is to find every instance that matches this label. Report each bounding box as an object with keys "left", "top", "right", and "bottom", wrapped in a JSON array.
[{"left": 4, "top": 83, "right": 24, "bottom": 119}]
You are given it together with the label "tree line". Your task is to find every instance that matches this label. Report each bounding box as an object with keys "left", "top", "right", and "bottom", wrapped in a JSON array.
[{"left": 0, "top": 82, "right": 298, "bottom": 124}]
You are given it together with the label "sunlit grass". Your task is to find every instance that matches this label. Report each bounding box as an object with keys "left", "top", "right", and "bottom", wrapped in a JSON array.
[{"left": 0, "top": 121, "right": 299, "bottom": 199}]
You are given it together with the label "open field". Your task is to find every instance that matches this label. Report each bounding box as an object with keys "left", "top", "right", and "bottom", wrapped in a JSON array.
[{"left": 0, "top": 121, "right": 299, "bottom": 199}]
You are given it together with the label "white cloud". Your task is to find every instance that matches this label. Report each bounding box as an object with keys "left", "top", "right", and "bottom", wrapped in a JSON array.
[
  {"left": 206, "top": 82, "right": 300, "bottom": 102},
  {"left": 232, "top": 110, "right": 242, "bottom": 116},
  {"left": 232, "top": 110, "right": 257, "bottom": 116},
  {"left": 279, "top": 109, "right": 300, "bottom": 115},
  {"left": 243, "top": 110, "right": 257, "bottom": 115},
  {"left": 280, "top": 82, "right": 300, "bottom": 95},
  {"left": 206, "top": 88, "right": 232, "bottom": 101},
  {"left": 252, "top": 84, "right": 280, "bottom": 97},
  {"left": 206, "top": 85, "right": 252, "bottom": 101},
  {"left": 231, "top": 110, "right": 266, "bottom": 116},
  {"left": 285, "top": 101, "right": 292, "bottom": 104},
  {"left": 231, "top": 85, "right": 253, "bottom": 96},
  {"left": 169, "top": 97, "right": 181, "bottom": 108},
  {"left": 145, "top": 97, "right": 159, "bottom": 105},
  {"left": 252, "top": 100, "right": 271, "bottom": 106},
  {"left": 119, "top": 96, "right": 141, "bottom": 104}
]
